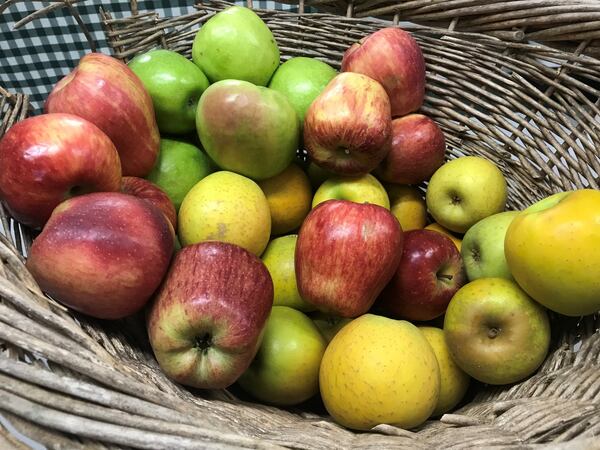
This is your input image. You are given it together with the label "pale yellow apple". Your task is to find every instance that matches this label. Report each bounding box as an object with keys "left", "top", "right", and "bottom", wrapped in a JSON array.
[
  {"left": 178, "top": 171, "right": 271, "bottom": 255},
  {"left": 505, "top": 189, "right": 600, "bottom": 316},
  {"left": 319, "top": 314, "right": 440, "bottom": 430},
  {"left": 312, "top": 174, "right": 390, "bottom": 209},
  {"left": 418, "top": 326, "right": 470, "bottom": 417},
  {"left": 426, "top": 156, "right": 507, "bottom": 233},
  {"left": 386, "top": 184, "right": 427, "bottom": 231},
  {"left": 425, "top": 222, "right": 462, "bottom": 251},
  {"left": 261, "top": 235, "right": 315, "bottom": 312}
]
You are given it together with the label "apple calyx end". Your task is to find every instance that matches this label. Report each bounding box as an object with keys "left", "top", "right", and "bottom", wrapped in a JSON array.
[
  {"left": 487, "top": 327, "right": 500, "bottom": 339},
  {"left": 194, "top": 332, "right": 213, "bottom": 353}
]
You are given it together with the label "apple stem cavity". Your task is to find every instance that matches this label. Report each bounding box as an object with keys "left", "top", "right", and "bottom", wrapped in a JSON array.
[
  {"left": 194, "top": 332, "right": 213, "bottom": 353},
  {"left": 488, "top": 327, "right": 500, "bottom": 339}
]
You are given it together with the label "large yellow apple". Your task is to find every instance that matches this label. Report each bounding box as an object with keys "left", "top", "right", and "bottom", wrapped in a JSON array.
[
  {"left": 319, "top": 314, "right": 440, "bottom": 430},
  {"left": 418, "top": 327, "right": 470, "bottom": 417},
  {"left": 312, "top": 174, "right": 390, "bottom": 209},
  {"left": 505, "top": 189, "right": 600, "bottom": 316},
  {"left": 178, "top": 171, "right": 271, "bottom": 255}
]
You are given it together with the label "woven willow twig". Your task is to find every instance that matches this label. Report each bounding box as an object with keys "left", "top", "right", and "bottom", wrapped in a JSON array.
[{"left": 1, "top": 0, "right": 600, "bottom": 448}]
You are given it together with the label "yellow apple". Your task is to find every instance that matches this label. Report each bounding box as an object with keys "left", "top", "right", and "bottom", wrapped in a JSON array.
[
  {"left": 319, "top": 314, "right": 440, "bottom": 430},
  {"left": 312, "top": 174, "right": 390, "bottom": 209},
  {"left": 418, "top": 326, "right": 470, "bottom": 417},
  {"left": 426, "top": 156, "right": 507, "bottom": 233},
  {"left": 424, "top": 222, "right": 462, "bottom": 251},
  {"left": 505, "top": 189, "right": 600, "bottom": 316},
  {"left": 386, "top": 184, "right": 426, "bottom": 231},
  {"left": 178, "top": 171, "right": 271, "bottom": 255}
]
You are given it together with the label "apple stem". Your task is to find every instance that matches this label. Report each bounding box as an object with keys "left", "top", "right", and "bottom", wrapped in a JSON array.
[{"left": 438, "top": 274, "right": 454, "bottom": 281}]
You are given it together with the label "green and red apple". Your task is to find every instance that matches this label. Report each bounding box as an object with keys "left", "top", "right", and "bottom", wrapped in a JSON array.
[
  {"left": 505, "top": 189, "right": 600, "bottom": 316},
  {"left": 196, "top": 80, "right": 299, "bottom": 180}
]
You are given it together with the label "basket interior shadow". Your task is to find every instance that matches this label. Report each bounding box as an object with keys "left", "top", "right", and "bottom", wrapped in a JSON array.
[{"left": 1, "top": 0, "right": 600, "bottom": 448}]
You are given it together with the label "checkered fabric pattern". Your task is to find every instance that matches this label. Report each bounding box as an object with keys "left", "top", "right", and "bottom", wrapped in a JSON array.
[{"left": 0, "top": 1, "right": 298, "bottom": 112}]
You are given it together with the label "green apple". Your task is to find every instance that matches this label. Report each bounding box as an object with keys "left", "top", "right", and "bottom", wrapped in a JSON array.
[
  {"left": 128, "top": 50, "right": 209, "bottom": 135},
  {"left": 312, "top": 174, "right": 390, "bottom": 209},
  {"left": 461, "top": 211, "right": 520, "bottom": 281},
  {"left": 311, "top": 312, "right": 351, "bottom": 343},
  {"left": 426, "top": 156, "right": 507, "bottom": 233},
  {"left": 261, "top": 235, "right": 314, "bottom": 312},
  {"left": 192, "top": 6, "right": 279, "bottom": 86},
  {"left": 505, "top": 189, "right": 600, "bottom": 316},
  {"left": 444, "top": 278, "right": 550, "bottom": 385},
  {"left": 238, "top": 306, "right": 327, "bottom": 405},
  {"left": 268, "top": 57, "right": 337, "bottom": 125},
  {"left": 196, "top": 80, "right": 299, "bottom": 181},
  {"left": 146, "top": 138, "right": 214, "bottom": 211}
]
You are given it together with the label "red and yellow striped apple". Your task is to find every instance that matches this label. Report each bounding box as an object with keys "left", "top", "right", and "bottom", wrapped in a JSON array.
[
  {"left": 26, "top": 192, "right": 173, "bottom": 319},
  {"left": 0, "top": 113, "right": 121, "bottom": 228},
  {"left": 45, "top": 53, "right": 160, "bottom": 177},
  {"left": 148, "top": 241, "right": 273, "bottom": 389},
  {"left": 303, "top": 72, "right": 392, "bottom": 176}
]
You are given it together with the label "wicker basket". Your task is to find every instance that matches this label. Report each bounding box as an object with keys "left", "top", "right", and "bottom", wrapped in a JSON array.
[{"left": 1, "top": 0, "right": 600, "bottom": 448}]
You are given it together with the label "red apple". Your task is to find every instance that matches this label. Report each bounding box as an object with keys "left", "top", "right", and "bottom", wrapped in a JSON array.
[
  {"left": 0, "top": 113, "right": 121, "bottom": 228},
  {"left": 295, "top": 199, "right": 403, "bottom": 317},
  {"left": 303, "top": 72, "right": 392, "bottom": 176},
  {"left": 342, "top": 27, "right": 426, "bottom": 117},
  {"left": 378, "top": 229, "right": 466, "bottom": 321},
  {"left": 45, "top": 53, "right": 160, "bottom": 177},
  {"left": 377, "top": 114, "right": 446, "bottom": 185},
  {"left": 26, "top": 192, "right": 173, "bottom": 319},
  {"left": 121, "top": 176, "right": 177, "bottom": 230},
  {"left": 147, "top": 241, "right": 273, "bottom": 389}
]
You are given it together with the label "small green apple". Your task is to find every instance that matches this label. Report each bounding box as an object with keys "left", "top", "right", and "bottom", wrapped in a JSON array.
[
  {"left": 505, "top": 189, "right": 600, "bottom": 316},
  {"left": 261, "top": 235, "right": 314, "bottom": 312},
  {"left": 312, "top": 174, "right": 390, "bottom": 209},
  {"left": 426, "top": 156, "right": 507, "bottom": 233},
  {"left": 444, "top": 278, "right": 550, "bottom": 385},
  {"left": 146, "top": 138, "right": 214, "bottom": 211},
  {"left": 128, "top": 50, "right": 209, "bottom": 135},
  {"left": 192, "top": 6, "right": 279, "bottom": 86},
  {"left": 461, "top": 211, "right": 520, "bottom": 281},
  {"left": 268, "top": 57, "right": 337, "bottom": 125},
  {"left": 237, "top": 306, "right": 327, "bottom": 405}
]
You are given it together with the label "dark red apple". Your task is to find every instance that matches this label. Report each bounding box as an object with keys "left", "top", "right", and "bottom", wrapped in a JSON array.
[
  {"left": 295, "top": 199, "right": 403, "bottom": 318},
  {"left": 121, "top": 176, "right": 177, "bottom": 230},
  {"left": 45, "top": 53, "right": 160, "bottom": 177},
  {"left": 26, "top": 192, "right": 173, "bottom": 319},
  {"left": 303, "top": 72, "right": 392, "bottom": 176},
  {"left": 341, "top": 27, "right": 426, "bottom": 117},
  {"left": 147, "top": 241, "right": 273, "bottom": 389},
  {"left": 378, "top": 229, "right": 466, "bottom": 321},
  {"left": 0, "top": 113, "right": 121, "bottom": 228},
  {"left": 377, "top": 114, "right": 446, "bottom": 185}
]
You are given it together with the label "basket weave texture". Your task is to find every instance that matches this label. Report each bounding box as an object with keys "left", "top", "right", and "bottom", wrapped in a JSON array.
[{"left": 1, "top": 1, "right": 600, "bottom": 448}]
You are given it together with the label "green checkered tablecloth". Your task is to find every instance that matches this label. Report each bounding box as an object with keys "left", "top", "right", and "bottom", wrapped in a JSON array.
[{"left": 0, "top": 1, "right": 298, "bottom": 112}]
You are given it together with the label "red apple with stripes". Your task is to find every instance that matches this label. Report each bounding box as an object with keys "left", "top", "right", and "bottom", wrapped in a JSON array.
[
  {"left": 342, "top": 28, "right": 426, "bottom": 117},
  {"left": 0, "top": 113, "right": 122, "bottom": 228},
  {"left": 148, "top": 241, "right": 273, "bottom": 389},
  {"left": 303, "top": 72, "right": 392, "bottom": 176},
  {"left": 45, "top": 52, "right": 160, "bottom": 177},
  {"left": 121, "top": 176, "right": 177, "bottom": 230},
  {"left": 26, "top": 192, "right": 173, "bottom": 319}
]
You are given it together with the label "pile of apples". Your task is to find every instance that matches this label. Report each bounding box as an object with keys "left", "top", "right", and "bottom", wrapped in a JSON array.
[{"left": 1, "top": 5, "right": 599, "bottom": 432}]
